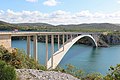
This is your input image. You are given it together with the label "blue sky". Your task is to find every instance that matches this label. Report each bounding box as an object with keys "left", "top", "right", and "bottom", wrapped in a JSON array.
[{"left": 0, "top": 0, "right": 120, "bottom": 24}]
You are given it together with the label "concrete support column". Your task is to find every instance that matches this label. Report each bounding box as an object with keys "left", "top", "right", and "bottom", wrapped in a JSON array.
[
  {"left": 66, "top": 34, "right": 69, "bottom": 41},
  {"left": 27, "top": 36, "right": 30, "bottom": 57},
  {"left": 9, "top": 35, "right": 12, "bottom": 48},
  {"left": 51, "top": 35, "right": 54, "bottom": 68},
  {"left": 33, "top": 35, "right": 37, "bottom": 61},
  {"left": 63, "top": 34, "right": 64, "bottom": 50},
  {"left": 45, "top": 35, "right": 48, "bottom": 67},
  {"left": 71, "top": 34, "right": 72, "bottom": 41},
  {"left": 58, "top": 35, "right": 60, "bottom": 50}
]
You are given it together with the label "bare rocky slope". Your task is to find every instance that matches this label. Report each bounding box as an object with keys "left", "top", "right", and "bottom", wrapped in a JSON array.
[{"left": 16, "top": 69, "right": 79, "bottom": 80}]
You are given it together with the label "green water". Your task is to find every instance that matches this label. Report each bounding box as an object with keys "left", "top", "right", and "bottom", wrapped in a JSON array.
[{"left": 12, "top": 40, "right": 120, "bottom": 75}]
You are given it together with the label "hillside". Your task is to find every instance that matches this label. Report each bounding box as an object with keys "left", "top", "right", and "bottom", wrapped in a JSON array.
[
  {"left": 58, "top": 23, "right": 120, "bottom": 31},
  {"left": 16, "top": 23, "right": 54, "bottom": 27},
  {"left": 0, "top": 21, "right": 16, "bottom": 31},
  {"left": 0, "top": 21, "right": 64, "bottom": 31},
  {"left": 0, "top": 20, "right": 120, "bottom": 32},
  {"left": 0, "top": 21, "right": 10, "bottom": 25}
]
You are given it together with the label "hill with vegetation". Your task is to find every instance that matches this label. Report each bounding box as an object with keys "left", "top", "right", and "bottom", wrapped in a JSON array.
[
  {"left": 0, "top": 20, "right": 120, "bottom": 32},
  {"left": 0, "top": 21, "right": 64, "bottom": 31},
  {"left": 58, "top": 23, "right": 119, "bottom": 29},
  {"left": 16, "top": 23, "right": 54, "bottom": 27},
  {"left": 58, "top": 23, "right": 120, "bottom": 32},
  {"left": 0, "top": 21, "right": 17, "bottom": 31}
]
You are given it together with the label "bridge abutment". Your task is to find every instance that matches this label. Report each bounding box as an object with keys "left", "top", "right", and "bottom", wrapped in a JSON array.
[{"left": 0, "top": 34, "right": 11, "bottom": 49}]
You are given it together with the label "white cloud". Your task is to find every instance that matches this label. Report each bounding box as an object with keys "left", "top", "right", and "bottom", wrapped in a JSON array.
[
  {"left": 26, "top": 0, "right": 38, "bottom": 2},
  {"left": 0, "top": 9, "right": 120, "bottom": 25},
  {"left": 75, "top": 10, "right": 93, "bottom": 18},
  {"left": 117, "top": 0, "right": 120, "bottom": 3},
  {"left": 43, "top": 0, "right": 60, "bottom": 6}
]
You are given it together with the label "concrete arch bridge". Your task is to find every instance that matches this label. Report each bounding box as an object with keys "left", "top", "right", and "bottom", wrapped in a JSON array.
[
  {"left": 0, "top": 32, "right": 99, "bottom": 69},
  {"left": 47, "top": 34, "right": 97, "bottom": 69}
]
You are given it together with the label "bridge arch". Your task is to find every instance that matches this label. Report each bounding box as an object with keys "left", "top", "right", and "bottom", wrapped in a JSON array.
[
  {"left": 47, "top": 35, "right": 97, "bottom": 69},
  {"left": 74, "top": 35, "right": 98, "bottom": 47}
]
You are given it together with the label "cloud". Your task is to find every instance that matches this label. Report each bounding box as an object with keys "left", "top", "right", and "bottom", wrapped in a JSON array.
[
  {"left": 117, "top": 0, "right": 120, "bottom": 3},
  {"left": 0, "top": 9, "right": 120, "bottom": 25},
  {"left": 43, "top": 0, "right": 60, "bottom": 6},
  {"left": 26, "top": 0, "right": 38, "bottom": 2}
]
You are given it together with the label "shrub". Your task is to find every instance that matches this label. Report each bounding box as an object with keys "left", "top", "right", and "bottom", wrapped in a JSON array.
[
  {"left": 104, "top": 64, "right": 120, "bottom": 80},
  {"left": 82, "top": 72, "right": 103, "bottom": 80},
  {"left": 56, "top": 64, "right": 103, "bottom": 79},
  {"left": 0, "top": 45, "right": 46, "bottom": 70},
  {"left": 74, "top": 69, "right": 85, "bottom": 79},
  {"left": 65, "top": 64, "right": 85, "bottom": 79},
  {"left": 0, "top": 60, "right": 16, "bottom": 80},
  {"left": 65, "top": 64, "right": 76, "bottom": 74},
  {"left": 16, "top": 49, "right": 46, "bottom": 70}
]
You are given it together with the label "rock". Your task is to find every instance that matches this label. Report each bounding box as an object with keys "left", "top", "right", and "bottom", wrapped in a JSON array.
[{"left": 16, "top": 69, "right": 79, "bottom": 80}]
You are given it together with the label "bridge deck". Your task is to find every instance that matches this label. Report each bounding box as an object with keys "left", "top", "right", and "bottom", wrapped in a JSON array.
[{"left": 0, "top": 31, "right": 101, "bottom": 36}]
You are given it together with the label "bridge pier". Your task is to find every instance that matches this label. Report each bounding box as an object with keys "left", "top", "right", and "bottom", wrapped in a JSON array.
[
  {"left": 51, "top": 35, "right": 54, "bottom": 68},
  {"left": 66, "top": 34, "right": 69, "bottom": 41},
  {"left": 33, "top": 35, "right": 38, "bottom": 61},
  {"left": 71, "top": 34, "right": 73, "bottom": 41},
  {"left": 58, "top": 35, "right": 60, "bottom": 50},
  {"left": 45, "top": 35, "right": 48, "bottom": 67},
  {"left": 63, "top": 34, "right": 65, "bottom": 51},
  {"left": 27, "top": 36, "right": 31, "bottom": 57}
]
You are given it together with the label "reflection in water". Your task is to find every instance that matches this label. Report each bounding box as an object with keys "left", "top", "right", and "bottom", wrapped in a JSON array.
[
  {"left": 89, "top": 48, "right": 99, "bottom": 61},
  {"left": 86, "top": 48, "right": 100, "bottom": 73},
  {"left": 91, "top": 48, "right": 98, "bottom": 54}
]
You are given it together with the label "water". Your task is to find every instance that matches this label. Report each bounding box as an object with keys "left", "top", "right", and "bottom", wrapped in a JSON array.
[{"left": 12, "top": 40, "right": 120, "bottom": 75}]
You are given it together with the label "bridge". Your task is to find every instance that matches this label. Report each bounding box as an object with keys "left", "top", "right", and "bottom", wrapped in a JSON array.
[{"left": 0, "top": 31, "right": 99, "bottom": 69}]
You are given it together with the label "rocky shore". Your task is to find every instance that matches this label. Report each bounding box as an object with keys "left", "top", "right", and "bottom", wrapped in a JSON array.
[{"left": 16, "top": 69, "right": 79, "bottom": 80}]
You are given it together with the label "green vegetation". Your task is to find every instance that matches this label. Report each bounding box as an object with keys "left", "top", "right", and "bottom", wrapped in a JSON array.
[
  {"left": 0, "top": 60, "right": 16, "bottom": 80},
  {"left": 55, "top": 64, "right": 103, "bottom": 80},
  {"left": 0, "top": 45, "right": 120, "bottom": 80},
  {"left": 0, "top": 45, "right": 46, "bottom": 70},
  {"left": 104, "top": 64, "right": 120, "bottom": 80},
  {"left": 0, "top": 21, "right": 64, "bottom": 32},
  {"left": 55, "top": 64, "right": 120, "bottom": 80},
  {"left": 0, "top": 45, "right": 46, "bottom": 80}
]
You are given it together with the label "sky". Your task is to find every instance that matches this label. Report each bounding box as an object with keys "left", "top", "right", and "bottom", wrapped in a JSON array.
[{"left": 0, "top": 0, "right": 120, "bottom": 25}]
